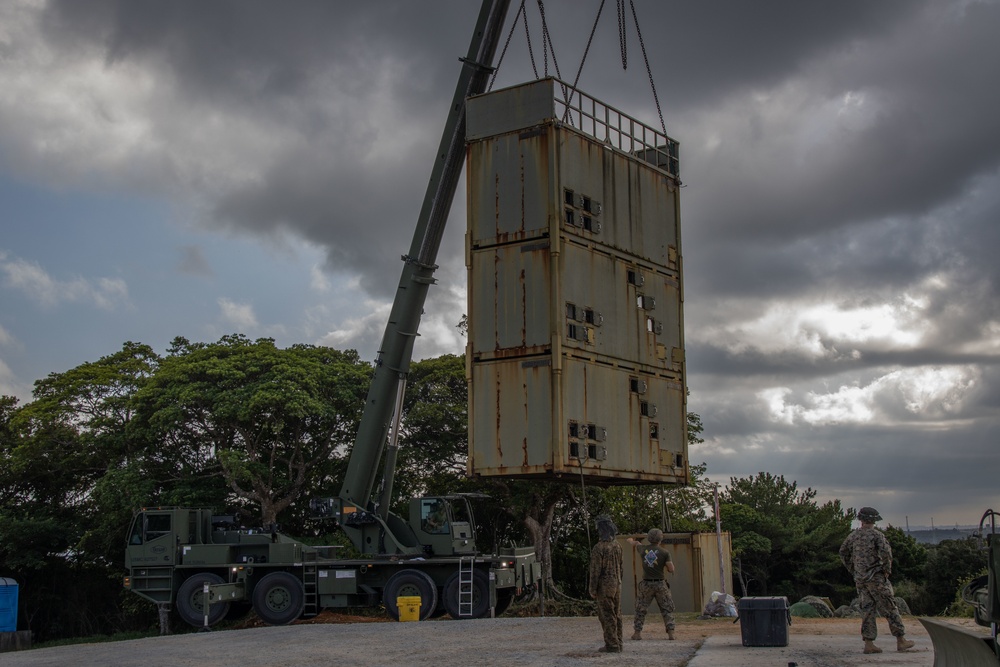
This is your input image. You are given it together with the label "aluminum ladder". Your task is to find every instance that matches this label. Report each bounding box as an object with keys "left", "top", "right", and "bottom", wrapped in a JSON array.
[
  {"left": 458, "top": 557, "right": 475, "bottom": 617},
  {"left": 302, "top": 549, "right": 318, "bottom": 617}
]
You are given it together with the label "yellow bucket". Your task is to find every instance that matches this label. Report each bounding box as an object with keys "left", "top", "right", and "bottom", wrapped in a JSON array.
[{"left": 397, "top": 595, "right": 421, "bottom": 622}]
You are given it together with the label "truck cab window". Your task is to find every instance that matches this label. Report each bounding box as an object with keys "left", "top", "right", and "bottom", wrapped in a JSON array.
[
  {"left": 128, "top": 517, "right": 144, "bottom": 545},
  {"left": 145, "top": 514, "right": 172, "bottom": 541},
  {"left": 421, "top": 500, "right": 449, "bottom": 535}
]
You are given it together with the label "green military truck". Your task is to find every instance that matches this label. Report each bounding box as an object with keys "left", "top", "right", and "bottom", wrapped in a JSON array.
[
  {"left": 125, "top": 501, "right": 537, "bottom": 626},
  {"left": 123, "top": 0, "right": 542, "bottom": 628}
]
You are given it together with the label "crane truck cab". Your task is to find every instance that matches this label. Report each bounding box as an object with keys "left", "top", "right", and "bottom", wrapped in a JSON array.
[{"left": 412, "top": 495, "right": 476, "bottom": 556}]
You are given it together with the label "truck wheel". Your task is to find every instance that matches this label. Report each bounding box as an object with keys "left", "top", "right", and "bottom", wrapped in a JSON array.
[
  {"left": 443, "top": 569, "right": 491, "bottom": 619},
  {"left": 252, "top": 571, "right": 305, "bottom": 625},
  {"left": 383, "top": 569, "right": 439, "bottom": 621},
  {"left": 176, "top": 572, "right": 230, "bottom": 628}
]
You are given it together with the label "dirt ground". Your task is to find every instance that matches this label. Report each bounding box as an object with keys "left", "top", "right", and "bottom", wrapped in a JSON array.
[{"left": 3, "top": 611, "right": 987, "bottom": 667}]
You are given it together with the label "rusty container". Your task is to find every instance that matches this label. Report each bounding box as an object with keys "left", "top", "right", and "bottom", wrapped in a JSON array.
[{"left": 466, "top": 78, "right": 687, "bottom": 486}]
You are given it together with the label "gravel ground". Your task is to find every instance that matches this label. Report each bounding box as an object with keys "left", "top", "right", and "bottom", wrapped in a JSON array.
[{"left": 2, "top": 614, "right": 976, "bottom": 667}]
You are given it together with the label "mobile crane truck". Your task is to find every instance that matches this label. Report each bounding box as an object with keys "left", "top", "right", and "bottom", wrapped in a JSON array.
[{"left": 124, "top": 0, "right": 541, "bottom": 627}]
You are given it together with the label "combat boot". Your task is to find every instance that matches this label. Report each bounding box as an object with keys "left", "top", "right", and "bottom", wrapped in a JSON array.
[
  {"left": 896, "top": 636, "right": 915, "bottom": 651},
  {"left": 863, "top": 639, "right": 882, "bottom": 654},
  {"left": 631, "top": 630, "right": 642, "bottom": 640},
  {"left": 667, "top": 630, "right": 676, "bottom": 641}
]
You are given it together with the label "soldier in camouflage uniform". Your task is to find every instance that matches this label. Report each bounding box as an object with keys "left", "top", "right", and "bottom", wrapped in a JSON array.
[
  {"left": 588, "top": 515, "right": 623, "bottom": 653},
  {"left": 839, "top": 506, "right": 915, "bottom": 654},
  {"left": 626, "top": 528, "right": 676, "bottom": 640}
]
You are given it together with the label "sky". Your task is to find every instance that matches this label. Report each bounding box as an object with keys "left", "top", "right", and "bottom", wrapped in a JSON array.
[{"left": 1, "top": 0, "right": 998, "bottom": 530}]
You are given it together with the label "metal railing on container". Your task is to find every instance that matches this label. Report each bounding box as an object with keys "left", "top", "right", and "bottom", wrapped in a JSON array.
[{"left": 552, "top": 78, "right": 679, "bottom": 180}]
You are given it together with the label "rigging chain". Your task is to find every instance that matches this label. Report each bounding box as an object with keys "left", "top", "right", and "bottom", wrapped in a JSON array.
[
  {"left": 536, "top": 1, "right": 564, "bottom": 81},
  {"left": 562, "top": 0, "right": 606, "bottom": 124},
  {"left": 628, "top": 0, "right": 667, "bottom": 135},
  {"left": 489, "top": 0, "right": 535, "bottom": 92},
  {"left": 617, "top": 0, "right": 628, "bottom": 69}
]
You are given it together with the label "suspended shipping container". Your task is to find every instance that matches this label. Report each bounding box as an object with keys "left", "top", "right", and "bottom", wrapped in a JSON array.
[{"left": 466, "top": 78, "right": 687, "bottom": 486}]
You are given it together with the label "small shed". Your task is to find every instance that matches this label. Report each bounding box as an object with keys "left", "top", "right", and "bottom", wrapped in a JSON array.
[{"left": 619, "top": 531, "right": 732, "bottom": 615}]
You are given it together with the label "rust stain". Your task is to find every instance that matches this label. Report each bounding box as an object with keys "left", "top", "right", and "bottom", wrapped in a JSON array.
[
  {"left": 494, "top": 361, "right": 503, "bottom": 462},
  {"left": 520, "top": 268, "right": 527, "bottom": 348},
  {"left": 494, "top": 169, "right": 500, "bottom": 236},
  {"left": 493, "top": 250, "right": 500, "bottom": 352}
]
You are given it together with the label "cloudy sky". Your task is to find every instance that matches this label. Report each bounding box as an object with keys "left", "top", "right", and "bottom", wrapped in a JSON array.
[{"left": 2, "top": 0, "right": 998, "bottom": 529}]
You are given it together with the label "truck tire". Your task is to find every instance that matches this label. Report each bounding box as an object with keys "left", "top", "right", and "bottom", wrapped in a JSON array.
[
  {"left": 443, "top": 568, "right": 491, "bottom": 619},
  {"left": 383, "top": 569, "right": 439, "bottom": 621},
  {"left": 176, "top": 572, "right": 230, "bottom": 628},
  {"left": 252, "top": 571, "right": 305, "bottom": 626}
]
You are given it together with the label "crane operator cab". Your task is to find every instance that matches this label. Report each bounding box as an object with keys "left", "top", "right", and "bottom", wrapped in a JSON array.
[{"left": 411, "top": 496, "right": 477, "bottom": 556}]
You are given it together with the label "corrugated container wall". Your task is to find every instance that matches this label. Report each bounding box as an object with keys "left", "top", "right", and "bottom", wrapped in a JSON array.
[{"left": 466, "top": 79, "right": 688, "bottom": 486}]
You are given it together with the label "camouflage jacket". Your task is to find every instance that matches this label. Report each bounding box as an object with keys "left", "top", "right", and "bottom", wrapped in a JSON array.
[
  {"left": 839, "top": 526, "right": 893, "bottom": 582},
  {"left": 589, "top": 539, "right": 623, "bottom": 598}
]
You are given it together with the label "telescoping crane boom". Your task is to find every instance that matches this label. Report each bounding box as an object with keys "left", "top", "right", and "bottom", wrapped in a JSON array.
[{"left": 334, "top": 0, "right": 509, "bottom": 555}]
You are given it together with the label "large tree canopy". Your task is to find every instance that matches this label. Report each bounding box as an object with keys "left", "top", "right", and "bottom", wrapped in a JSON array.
[
  {"left": 132, "top": 335, "right": 371, "bottom": 525},
  {"left": 720, "top": 472, "right": 854, "bottom": 600}
]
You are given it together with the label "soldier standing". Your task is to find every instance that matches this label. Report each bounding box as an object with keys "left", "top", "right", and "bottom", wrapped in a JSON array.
[
  {"left": 839, "top": 506, "right": 915, "bottom": 654},
  {"left": 626, "top": 528, "right": 676, "bottom": 640},
  {"left": 588, "top": 515, "right": 623, "bottom": 653}
]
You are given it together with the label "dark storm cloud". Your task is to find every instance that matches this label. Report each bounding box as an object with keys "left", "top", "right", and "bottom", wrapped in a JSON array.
[
  {"left": 672, "top": 1, "right": 1000, "bottom": 330},
  {"left": 37, "top": 1, "right": 999, "bottom": 305},
  {"left": 41, "top": 1, "right": 468, "bottom": 102},
  {"left": 40, "top": 0, "right": 485, "bottom": 298},
  {"left": 11, "top": 1, "right": 999, "bottom": 524}
]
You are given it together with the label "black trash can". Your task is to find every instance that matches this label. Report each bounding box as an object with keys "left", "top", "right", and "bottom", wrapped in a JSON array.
[{"left": 737, "top": 596, "right": 791, "bottom": 647}]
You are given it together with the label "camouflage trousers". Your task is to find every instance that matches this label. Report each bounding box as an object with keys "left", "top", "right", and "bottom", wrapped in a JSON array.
[
  {"left": 595, "top": 591, "right": 623, "bottom": 650},
  {"left": 634, "top": 580, "right": 675, "bottom": 631},
  {"left": 857, "top": 578, "right": 906, "bottom": 640}
]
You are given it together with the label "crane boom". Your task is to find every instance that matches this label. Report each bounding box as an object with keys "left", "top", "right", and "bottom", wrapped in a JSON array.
[{"left": 339, "top": 0, "right": 511, "bottom": 514}]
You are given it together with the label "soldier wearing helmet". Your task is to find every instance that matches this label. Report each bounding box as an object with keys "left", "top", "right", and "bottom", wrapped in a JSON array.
[
  {"left": 839, "top": 507, "right": 915, "bottom": 654},
  {"left": 588, "top": 515, "right": 623, "bottom": 653},
  {"left": 626, "top": 528, "right": 676, "bottom": 640}
]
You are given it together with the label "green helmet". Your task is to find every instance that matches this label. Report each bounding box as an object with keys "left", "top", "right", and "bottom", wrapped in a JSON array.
[{"left": 858, "top": 507, "right": 882, "bottom": 522}]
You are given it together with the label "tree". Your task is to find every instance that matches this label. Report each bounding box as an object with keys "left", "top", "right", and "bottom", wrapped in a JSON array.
[
  {"left": 0, "top": 342, "right": 164, "bottom": 641},
  {"left": 719, "top": 472, "right": 854, "bottom": 601},
  {"left": 391, "top": 354, "right": 471, "bottom": 503},
  {"left": 883, "top": 525, "right": 928, "bottom": 583},
  {"left": 132, "top": 335, "right": 371, "bottom": 526},
  {"left": 922, "top": 537, "right": 988, "bottom": 615}
]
